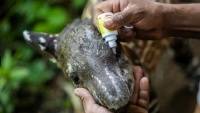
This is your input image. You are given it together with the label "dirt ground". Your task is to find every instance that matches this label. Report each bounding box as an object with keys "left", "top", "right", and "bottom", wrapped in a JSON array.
[{"left": 150, "top": 39, "right": 199, "bottom": 113}]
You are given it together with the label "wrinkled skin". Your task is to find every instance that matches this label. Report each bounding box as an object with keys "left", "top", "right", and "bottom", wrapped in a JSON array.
[{"left": 23, "top": 18, "right": 134, "bottom": 110}]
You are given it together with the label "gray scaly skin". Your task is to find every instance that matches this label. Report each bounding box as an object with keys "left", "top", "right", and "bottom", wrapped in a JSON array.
[{"left": 23, "top": 18, "right": 134, "bottom": 110}]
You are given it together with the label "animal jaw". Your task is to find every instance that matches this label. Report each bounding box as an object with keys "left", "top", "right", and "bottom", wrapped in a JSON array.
[{"left": 23, "top": 18, "right": 134, "bottom": 110}]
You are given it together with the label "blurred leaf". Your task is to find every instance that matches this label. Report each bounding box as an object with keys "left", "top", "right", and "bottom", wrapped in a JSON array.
[
  {"left": 0, "top": 77, "right": 6, "bottom": 91},
  {"left": 10, "top": 67, "right": 29, "bottom": 81},
  {"left": 25, "top": 59, "right": 54, "bottom": 86},
  {"left": 1, "top": 50, "right": 13, "bottom": 71},
  {"left": 16, "top": 0, "right": 44, "bottom": 23},
  {"left": 0, "top": 68, "right": 7, "bottom": 77},
  {"left": 0, "top": 20, "right": 11, "bottom": 35},
  {"left": 32, "top": 22, "right": 50, "bottom": 33},
  {"left": 72, "top": 0, "right": 87, "bottom": 8},
  {"left": 46, "top": 7, "right": 67, "bottom": 25},
  {"left": 35, "top": 3, "right": 49, "bottom": 18},
  {"left": 0, "top": 108, "right": 2, "bottom": 113},
  {"left": 33, "top": 7, "right": 68, "bottom": 33},
  {"left": 0, "top": 89, "right": 11, "bottom": 106},
  {"left": 0, "top": 90, "right": 14, "bottom": 113},
  {"left": 15, "top": 46, "right": 34, "bottom": 61}
]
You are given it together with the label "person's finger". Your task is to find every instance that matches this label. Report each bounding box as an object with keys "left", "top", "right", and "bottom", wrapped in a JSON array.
[
  {"left": 131, "top": 66, "right": 143, "bottom": 104},
  {"left": 93, "top": 0, "right": 130, "bottom": 28},
  {"left": 93, "top": 0, "right": 120, "bottom": 27},
  {"left": 74, "top": 88, "right": 96, "bottom": 111},
  {"left": 127, "top": 105, "right": 148, "bottom": 113},
  {"left": 137, "top": 77, "right": 149, "bottom": 110},
  {"left": 103, "top": 11, "right": 132, "bottom": 30},
  {"left": 74, "top": 88, "right": 112, "bottom": 113},
  {"left": 103, "top": 1, "right": 149, "bottom": 30}
]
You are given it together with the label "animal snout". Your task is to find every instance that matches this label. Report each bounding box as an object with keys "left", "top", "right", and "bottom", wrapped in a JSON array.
[{"left": 86, "top": 67, "right": 134, "bottom": 110}]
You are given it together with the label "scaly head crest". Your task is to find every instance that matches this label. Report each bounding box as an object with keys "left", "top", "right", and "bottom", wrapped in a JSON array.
[{"left": 23, "top": 30, "right": 59, "bottom": 63}]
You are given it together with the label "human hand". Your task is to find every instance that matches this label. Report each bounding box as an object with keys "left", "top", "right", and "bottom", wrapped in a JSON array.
[
  {"left": 93, "top": 0, "right": 165, "bottom": 40},
  {"left": 74, "top": 66, "right": 149, "bottom": 113},
  {"left": 126, "top": 66, "right": 149, "bottom": 113},
  {"left": 74, "top": 88, "right": 113, "bottom": 113}
]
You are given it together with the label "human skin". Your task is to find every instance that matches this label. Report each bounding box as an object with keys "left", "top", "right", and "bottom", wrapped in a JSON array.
[
  {"left": 93, "top": 0, "right": 200, "bottom": 40},
  {"left": 74, "top": 66, "right": 149, "bottom": 113}
]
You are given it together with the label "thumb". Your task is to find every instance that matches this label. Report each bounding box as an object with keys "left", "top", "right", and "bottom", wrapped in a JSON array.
[
  {"left": 137, "top": 77, "right": 149, "bottom": 110},
  {"left": 74, "top": 88, "right": 98, "bottom": 113},
  {"left": 103, "top": 10, "right": 133, "bottom": 30},
  {"left": 74, "top": 88, "right": 113, "bottom": 113},
  {"left": 74, "top": 88, "right": 96, "bottom": 110}
]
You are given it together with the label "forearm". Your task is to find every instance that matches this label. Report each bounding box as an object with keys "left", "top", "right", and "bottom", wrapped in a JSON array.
[{"left": 162, "top": 3, "right": 200, "bottom": 38}]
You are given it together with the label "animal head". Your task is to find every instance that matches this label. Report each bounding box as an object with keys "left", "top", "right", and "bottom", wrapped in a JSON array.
[{"left": 23, "top": 19, "right": 134, "bottom": 110}]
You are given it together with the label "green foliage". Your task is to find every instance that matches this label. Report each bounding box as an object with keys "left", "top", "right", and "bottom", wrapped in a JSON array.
[
  {"left": 0, "top": 49, "right": 55, "bottom": 113},
  {"left": 0, "top": 0, "right": 87, "bottom": 112},
  {"left": 0, "top": 50, "right": 27, "bottom": 113},
  {"left": 15, "top": 0, "right": 69, "bottom": 33},
  {"left": 72, "top": 0, "right": 87, "bottom": 9},
  {"left": 33, "top": 7, "right": 68, "bottom": 33}
]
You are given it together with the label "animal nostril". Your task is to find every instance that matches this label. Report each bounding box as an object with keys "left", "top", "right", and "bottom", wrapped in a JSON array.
[{"left": 70, "top": 72, "right": 80, "bottom": 84}]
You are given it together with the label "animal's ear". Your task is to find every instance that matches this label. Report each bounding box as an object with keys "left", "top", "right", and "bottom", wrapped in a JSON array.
[{"left": 23, "top": 30, "right": 59, "bottom": 63}]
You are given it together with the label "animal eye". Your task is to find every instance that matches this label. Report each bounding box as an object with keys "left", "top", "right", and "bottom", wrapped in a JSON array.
[{"left": 70, "top": 72, "right": 80, "bottom": 84}]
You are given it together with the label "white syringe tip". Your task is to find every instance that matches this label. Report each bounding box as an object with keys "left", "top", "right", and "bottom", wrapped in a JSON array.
[
  {"left": 111, "top": 47, "right": 117, "bottom": 54},
  {"left": 108, "top": 40, "right": 117, "bottom": 48}
]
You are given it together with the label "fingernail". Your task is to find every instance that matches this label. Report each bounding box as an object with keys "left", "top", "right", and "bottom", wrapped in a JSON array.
[{"left": 104, "top": 18, "right": 114, "bottom": 27}]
